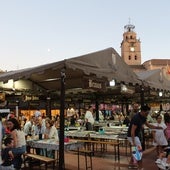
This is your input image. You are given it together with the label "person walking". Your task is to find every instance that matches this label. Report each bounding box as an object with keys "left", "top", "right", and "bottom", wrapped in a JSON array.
[{"left": 127, "top": 104, "right": 163, "bottom": 170}]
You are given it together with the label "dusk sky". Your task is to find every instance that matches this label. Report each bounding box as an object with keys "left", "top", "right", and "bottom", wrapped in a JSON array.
[{"left": 0, "top": 0, "right": 170, "bottom": 71}]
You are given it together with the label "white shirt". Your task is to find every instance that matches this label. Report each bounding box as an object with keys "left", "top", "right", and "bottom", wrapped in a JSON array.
[
  {"left": 85, "top": 110, "right": 94, "bottom": 125},
  {"left": 15, "top": 130, "right": 26, "bottom": 147},
  {"left": 45, "top": 126, "right": 59, "bottom": 141},
  {"left": 152, "top": 122, "right": 168, "bottom": 146},
  {"left": 23, "top": 121, "right": 32, "bottom": 135}
]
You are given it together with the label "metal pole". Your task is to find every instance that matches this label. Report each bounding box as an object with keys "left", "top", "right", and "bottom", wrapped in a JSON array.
[
  {"left": 95, "top": 100, "right": 99, "bottom": 121},
  {"left": 140, "top": 86, "right": 144, "bottom": 107},
  {"left": 46, "top": 97, "right": 51, "bottom": 118},
  {"left": 16, "top": 100, "right": 19, "bottom": 118},
  {"left": 59, "top": 69, "right": 66, "bottom": 170},
  {"left": 140, "top": 85, "right": 145, "bottom": 150}
]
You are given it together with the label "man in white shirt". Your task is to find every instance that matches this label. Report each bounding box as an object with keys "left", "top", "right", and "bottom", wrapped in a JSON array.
[
  {"left": 85, "top": 105, "right": 94, "bottom": 130},
  {"left": 24, "top": 116, "right": 35, "bottom": 136}
]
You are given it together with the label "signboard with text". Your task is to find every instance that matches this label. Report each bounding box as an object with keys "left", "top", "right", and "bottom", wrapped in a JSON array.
[{"left": 83, "top": 77, "right": 107, "bottom": 91}]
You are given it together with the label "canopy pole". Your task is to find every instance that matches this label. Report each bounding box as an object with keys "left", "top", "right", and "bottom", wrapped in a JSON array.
[
  {"left": 95, "top": 94, "right": 99, "bottom": 121},
  {"left": 140, "top": 85, "right": 145, "bottom": 150},
  {"left": 140, "top": 85, "right": 145, "bottom": 107},
  {"left": 15, "top": 100, "right": 19, "bottom": 118},
  {"left": 46, "top": 97, "right": 51, "bottom": 118},
  {"left": 59, "top": 69, "right": 66, "bottom": 170}
]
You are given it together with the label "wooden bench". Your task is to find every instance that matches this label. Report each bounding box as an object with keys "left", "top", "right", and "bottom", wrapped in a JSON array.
[
  {"left": 23, "top": 153, "right": 56, "bottom": 170},
  {"left": 78, "top": 149, "right": 94, "bottom": 170}
]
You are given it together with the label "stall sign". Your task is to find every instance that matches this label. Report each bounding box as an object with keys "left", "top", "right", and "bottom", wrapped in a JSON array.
[
  {"left": 24, "top": 95, "right": 39, "bottom": 101},
  {"left": 29, "top": 102, "right": 39, "bottom": 106},
  {"left": 0, "top": 109, "right": 10, "bottom": 113},
  {"left": 83, "top": 77, "right": 106, "bottom": 90}
]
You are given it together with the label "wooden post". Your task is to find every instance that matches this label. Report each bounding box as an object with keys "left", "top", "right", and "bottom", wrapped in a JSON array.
[{"left": 59, "top": 69, "right": 66, "bottom": 170}]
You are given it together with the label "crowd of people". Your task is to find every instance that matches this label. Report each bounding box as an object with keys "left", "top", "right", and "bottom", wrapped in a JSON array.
[
  {"left": 0, "top": 110, "right": 60, "bottom": 170},
  {"left": 126, "top": 103, "right": 170, "bottom": 170},
  {"left": 0, "top": 104, "right": 169, "bottom": 170}
]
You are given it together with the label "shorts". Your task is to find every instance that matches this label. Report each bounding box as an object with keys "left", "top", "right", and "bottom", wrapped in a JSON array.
[
  {"left": 0, "top": 165, "right": 14, "bottom": 170},
  {"left": 127, "top": 136, "right": 142, "bottom": 147}
]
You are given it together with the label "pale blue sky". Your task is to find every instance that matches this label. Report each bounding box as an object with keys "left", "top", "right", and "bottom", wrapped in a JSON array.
[{"left": 0, "top": 0, "right": 170, "bottom": 71}]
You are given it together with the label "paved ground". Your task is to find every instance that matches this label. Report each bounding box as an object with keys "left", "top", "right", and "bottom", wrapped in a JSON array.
[{"left": 21, "top": 145, "right": 159, "bottom": 170}]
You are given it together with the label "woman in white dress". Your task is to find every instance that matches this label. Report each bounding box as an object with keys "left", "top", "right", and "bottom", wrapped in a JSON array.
[{"left": 152, "top": 114, "right": 168, "bottom": 156}]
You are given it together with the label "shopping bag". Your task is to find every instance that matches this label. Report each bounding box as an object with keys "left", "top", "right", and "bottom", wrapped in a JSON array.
[{"left": 132, "top": 145, "right": 143, "bottom": 161}]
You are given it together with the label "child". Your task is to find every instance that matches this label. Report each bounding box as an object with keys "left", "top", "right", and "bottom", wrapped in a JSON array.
[
  {"left": 152, "top": 114, "right": 168, "bottom": 156},
  {"left": 1, "top": 136, "right": 14, "bottom": 170},
  {"left": 155, "top": 146, "right": 170, "bottom": 169}
]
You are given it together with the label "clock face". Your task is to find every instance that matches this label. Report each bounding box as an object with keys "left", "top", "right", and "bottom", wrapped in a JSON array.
[{"left": 130, "top": 47, "right": 135, "bottom": 52}]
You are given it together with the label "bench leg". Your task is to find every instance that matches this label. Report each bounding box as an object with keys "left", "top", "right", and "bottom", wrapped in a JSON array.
[
  {"left": 77, "top": 148, "right": 80, "bottom": 170},
  {"left": 89, "top": 152, "right": 93, "bottom": 170},
  {"left": 85, "top": 153, "right": 88, "bottom": 170},
  {"left": 114, "top": 144, "right": 120, "bottom": 161},
  {"left": 84, "top": 152, "right": 93, "bottom": 170}
]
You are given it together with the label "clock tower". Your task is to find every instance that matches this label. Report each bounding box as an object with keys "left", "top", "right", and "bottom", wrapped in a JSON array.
[{"left": 121, "top": 23, "right": 141, "bottom": 65}]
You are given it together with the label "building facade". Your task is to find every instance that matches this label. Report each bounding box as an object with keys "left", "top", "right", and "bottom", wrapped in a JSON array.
[
  {"left": 121, "top": 22, "right": 170, "bottom": 74},
  {"left": 121, "top": 23, "right": 141, "bottom": 66}
]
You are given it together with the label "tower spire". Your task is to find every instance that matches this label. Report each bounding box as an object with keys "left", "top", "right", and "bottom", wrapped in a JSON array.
[{"left": 124, "top": 19, "right": 135, "bottom": 32}]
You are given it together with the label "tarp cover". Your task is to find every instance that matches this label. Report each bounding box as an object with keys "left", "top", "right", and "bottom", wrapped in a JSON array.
[
  {"left": 136, "top": 69, "right": 170, "bottom": 91},
  {"left": 0, "top": 47, "right": 140, "bottom": 91}
]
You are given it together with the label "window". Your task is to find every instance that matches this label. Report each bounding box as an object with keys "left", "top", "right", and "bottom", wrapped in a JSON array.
[
  {"left": 129, "top": 56, "right": 131, "bottom": 60},
  {"left": 135, "top": 55, "right": 137, "bottom": 60}
]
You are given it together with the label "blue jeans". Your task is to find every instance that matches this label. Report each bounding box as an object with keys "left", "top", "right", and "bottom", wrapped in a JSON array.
[
  {"left": 11, "top": 145, "right": 26, "bottom": 155},
  {"left": 11, "top": 146, "right": 26, "bottom": 169}
]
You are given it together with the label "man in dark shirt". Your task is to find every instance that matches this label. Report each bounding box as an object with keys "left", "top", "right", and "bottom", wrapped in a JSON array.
[{"left": 127, "top": 104, "right": 162, "bottom": 170}]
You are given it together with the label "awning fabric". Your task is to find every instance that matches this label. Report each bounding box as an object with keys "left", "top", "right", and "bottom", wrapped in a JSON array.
[
  {"left": 0, "top": 48, "right": 141, "bottom": 91},
  {"left": 136, "top": 69, "right": 170, "bottom": 91}
]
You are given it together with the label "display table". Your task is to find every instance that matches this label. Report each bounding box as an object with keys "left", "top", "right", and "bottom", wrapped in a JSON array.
[{"left": 26, "top": 138, "right": 84, "bottom": 151}]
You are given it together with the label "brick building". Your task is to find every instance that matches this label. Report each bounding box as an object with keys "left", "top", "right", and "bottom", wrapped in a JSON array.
[{"left": 120, "top": 22, "right": 170, "bottom": 74}]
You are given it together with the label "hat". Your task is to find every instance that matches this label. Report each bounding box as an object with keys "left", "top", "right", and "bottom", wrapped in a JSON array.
[{"left": 141, "top": 104, "right": 150, "bottom": 112}]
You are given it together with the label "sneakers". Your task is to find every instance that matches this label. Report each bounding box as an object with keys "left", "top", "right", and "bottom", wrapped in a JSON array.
[
  {"left": 157, "top": 163, "right": 166, "bottom": 170},
  {"left": 161, "top": 161, "right": 170, "bottom": 168},
  {"left": 155, "top": 158, "right": 162, "bottom": 164}
]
